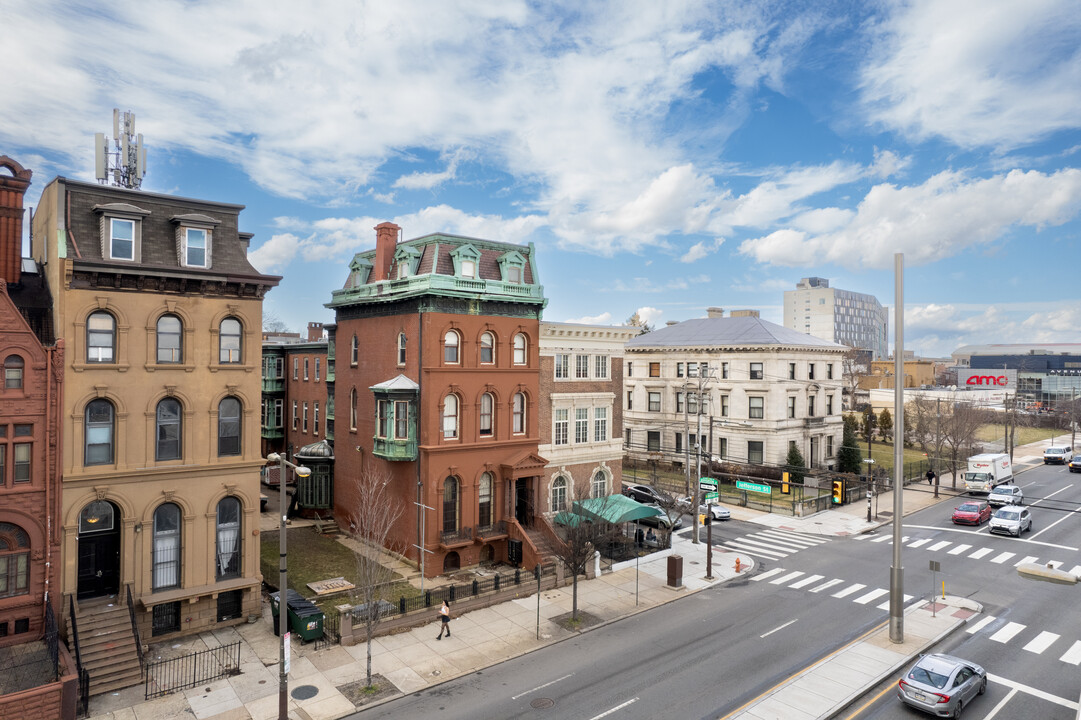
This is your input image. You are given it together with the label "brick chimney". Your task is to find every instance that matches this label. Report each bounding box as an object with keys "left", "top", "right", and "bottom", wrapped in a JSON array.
[
  {"left": 0, "top": 156, "right": 32, "bottom": 285},
  {"left": 307, "top": 322, "right": 324, "bottom": 341},
  {"left": 373, "top": 222, "right": 400, "bottom": 282},
  {"left": 707, "top": 307, "right": 724, "bottom": 318}
]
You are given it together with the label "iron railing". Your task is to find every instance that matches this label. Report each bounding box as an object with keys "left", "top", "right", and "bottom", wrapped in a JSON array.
[
  {"left": 439, "top": 526, "right": 472, "bottom": 545},
  {"left": 144, "top": 641, "right": 241, "bottom": 700},
  {"left": 475, "top": 520, "right": 507, "bottom": 539},
  {"left": 125, "top": 585, "right": 145, "bottom": 673},
  {"left": 214, "top": 537, "right": 242, "bottom": 581},
  {"left": 372, "top": 567, "right": 543, "bottom": 619},
  {"left": 68, "top": 595, "right": 90, "bottom": 718}
]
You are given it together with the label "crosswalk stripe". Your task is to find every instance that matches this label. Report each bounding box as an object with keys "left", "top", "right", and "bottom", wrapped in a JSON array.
[
  {"left": 722, "top": 541, "right": 788, "bottom": 559},
  {"left": 948, "top": 544, "right": 973, "bottom": 555},
  {"left": 833, "top": 583, "right": 866, "bottom": 599},
  {"left": 969, "top": 548, "right": 993, "bottom": 559},
  {"left": 870, "top": 535, "right": 892, "bottom": 543},
  {"left": 771, "top": 571, "right": 805, "bottom": 585},
  {"left": 967, "top": 616, "right": 996, "bottom": 634},
  {"left": 1060, "top": 641, "right": 1081, "bottom": 665},
  {"left": 909, "top": 538, "right": 932, "bottom": 548},
  {"left": 928, "top": 541, "right": 952, "bottom": 552},
  {"left": 990, "top": 622, "right": 1026, "bottom": 643},
  {"left": 757, "top": 529, "right": 829, "bottom": 544},
  {"left": 745, "top": 536, "right": 812, "bottom": 552},
  {"left": 756, "top": 531, "right": 827, "bottom": 548},
  {"left": 854, "top": 588, "right": 889, "bottom": 605},
  {"left": 1068, "top": 566, "right": 1081, "bottom": 577},
  {"left": 876, "top": 595, "right": 914, "bottom": 610},
  {"left": 789, "top": 574, "right": 824, "bottom": 589},
  {"left": 1023, "top": 631, "right": 1060, "bottom": 654},
  {"left": 1014, "top": 555, "right": 1039, "bottom": 567},
  {"left": 809, "top": 579, "right": 843, "bottom": 594},
  {"left": 990, "top": 552, "right": 1015, "bottom": 564},
  {"left": 751, "top": 568, "right": 786, "bottom": 582}
]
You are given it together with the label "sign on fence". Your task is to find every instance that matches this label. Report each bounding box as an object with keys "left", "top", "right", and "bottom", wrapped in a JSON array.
[{"left": 736, "top": 479, "right": 771, "bottom": 495}]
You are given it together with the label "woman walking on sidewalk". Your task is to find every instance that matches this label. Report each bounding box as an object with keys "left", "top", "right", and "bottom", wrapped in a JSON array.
[{"left": 436, "top": 600, "right": 451, "bottom": 639}]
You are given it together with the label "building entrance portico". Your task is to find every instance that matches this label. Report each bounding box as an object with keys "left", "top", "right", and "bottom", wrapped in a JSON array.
[{"left": 76, "top": 500, "right": 121, "bottom": 600}]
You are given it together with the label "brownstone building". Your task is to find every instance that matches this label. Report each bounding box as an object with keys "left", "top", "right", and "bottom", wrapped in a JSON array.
[
  {"left": 32, "top": 175, "right": 279, "bottom": 693},
  {"left": 328, "top": 223, "right": 549, "bottom": 576}
]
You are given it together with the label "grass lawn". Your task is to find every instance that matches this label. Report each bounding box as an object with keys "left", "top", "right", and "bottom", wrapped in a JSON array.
[
  {"left": 260, "top": 528, "right": 418, "bottom": 617},
  {"left": 975, "top": 423, "right": 1060, "bottom": 446}
]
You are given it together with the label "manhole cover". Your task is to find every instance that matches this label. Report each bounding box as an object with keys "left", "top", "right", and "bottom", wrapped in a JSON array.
[
  {"left": 531, "top": 698, "right": 555, "bottom": 709},
  {"left": 292, "top": 685, "right": 319, "bottom": 700}
]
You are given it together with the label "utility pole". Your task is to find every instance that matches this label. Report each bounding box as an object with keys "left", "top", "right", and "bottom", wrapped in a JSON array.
[
  {"left": 889, "top": 252, "right": 905, "bottom": 645},
  {"left": 934, "top": 397, "right": 941, "bottom": 499}
]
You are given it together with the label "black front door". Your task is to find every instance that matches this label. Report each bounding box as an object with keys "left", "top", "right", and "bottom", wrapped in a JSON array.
[
  {"left": 77, "top": 527, "right": 120, "bottom": 599},
  {"left": 515, "top": 478, "right": 533, "bottom": 527}
]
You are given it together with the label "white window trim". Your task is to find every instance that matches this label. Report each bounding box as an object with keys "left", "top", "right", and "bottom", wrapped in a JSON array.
[{"left": 180, "top": 227, "right": 211, "bottom": 269}]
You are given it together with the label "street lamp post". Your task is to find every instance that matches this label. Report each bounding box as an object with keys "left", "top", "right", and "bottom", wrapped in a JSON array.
[{"left": 266, "top": 452, "right": 311, "bottom": 720}]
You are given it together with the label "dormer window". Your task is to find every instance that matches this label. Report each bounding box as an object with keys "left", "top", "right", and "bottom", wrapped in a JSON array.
[
  {"left": 497, "top": 249, "right": 527, "bottom": 284},
  {"left": 449, "top": 243, "right": 481, "bottom": 279},
  {"left": 461, "top": 259, "right": 476, "bottom": 278},
  {"left": 394, "top": 245, "right": 421, "bottom": 279},
  {"left": 111, "top": 219, "right": 135, "bottom": 260},
  {"left": 183, "top": 228, "right": 208, "bottom": 267},
  {"left": 94, "top": 202, "right": 149, "bottom": 263},
  {"left": 171, "top": 214, "right": 219, "bottom": 269}
]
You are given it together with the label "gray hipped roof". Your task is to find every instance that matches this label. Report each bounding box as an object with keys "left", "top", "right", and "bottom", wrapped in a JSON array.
[{"left": 627, "top": 316, "right": 847, "bottom": 350}]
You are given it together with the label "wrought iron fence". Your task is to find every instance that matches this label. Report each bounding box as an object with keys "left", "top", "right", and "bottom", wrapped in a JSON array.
[
  {"left": 357, "top": 566, "right": 542, "bottom": 622},
  {"left": 68, "top": 595, "right": 90, "bottom": 718},
  {"left": 313, "top": 610, "right": 340, "bottom": 652},
  {"left": 439, "top": 526, "right": 473, "bottom": 544},
  {"left": 144, "top": 641, "right": 241, "bottom": 700}
]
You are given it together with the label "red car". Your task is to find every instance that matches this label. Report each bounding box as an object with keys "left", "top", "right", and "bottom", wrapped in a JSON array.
[{"left": 952, "top": 501, "right": 992, "bottom": 525}]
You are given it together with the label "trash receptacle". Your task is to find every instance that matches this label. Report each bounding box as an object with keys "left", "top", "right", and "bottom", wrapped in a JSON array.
[
  {"left": 667, "top": 554, "right": 683, "bottom": 588},
  {"left": 284, "top": 591, "right": 324, "bottom": 643}
]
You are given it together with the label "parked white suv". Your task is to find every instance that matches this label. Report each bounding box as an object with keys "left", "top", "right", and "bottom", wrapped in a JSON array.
[{"left": 1044, "top": 446, "right": 1074, "bottom": 464}]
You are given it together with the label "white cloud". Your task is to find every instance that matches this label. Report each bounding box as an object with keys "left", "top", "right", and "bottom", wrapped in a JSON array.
[
  {"left": 249, "top": 232, "right": 304, "bottom": 272},
  {"left": 636, "top": 306, "right": 664, "bottom": 326},
  {"left": 721, "top": 161, "right": 865, "bottom": 229},
  {"left": 738, "top": 168, "right": 1081, "bottom": 269},
  {"left": 394, "top": 151, "right": 465, "bottom": 190},
  {"left": 860, "top": 0, "right": 1081, "bottom": 149},
  {"left": 679, "top": 237, "right": 724, "bottom": 263},
  {"left": 564, "top": 312, "right": 613, "bottom": 325}
]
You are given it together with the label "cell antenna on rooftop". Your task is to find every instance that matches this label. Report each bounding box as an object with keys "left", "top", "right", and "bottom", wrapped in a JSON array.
[{"left": 94, "top": 108, "right": 147, "bottom": 189}]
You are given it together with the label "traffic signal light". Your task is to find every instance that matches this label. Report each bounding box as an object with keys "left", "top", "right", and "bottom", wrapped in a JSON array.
[
  {"left": 832, "top": 479, "right": 844, "bottom": 505},
  {"left": 781, "top": 471, "right": 790, "bottom": 495}
]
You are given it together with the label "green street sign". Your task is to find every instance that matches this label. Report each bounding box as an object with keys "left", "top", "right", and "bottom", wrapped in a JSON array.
[
  {"left": 703, "top": 491, "right": 719, "bottom": 501},
  {"left": 699, "top": 477, "right": 717, "bottom": 488},
  {"left": 736, "top": 479, "right": 771, "bottom": 495}
]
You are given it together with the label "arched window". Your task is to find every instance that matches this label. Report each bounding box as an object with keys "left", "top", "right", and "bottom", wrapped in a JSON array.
[
  {"left": 591, "top": 470, "right": 607, "bottom": 498},
  {"left": 397, "top": 333, "right": 407, "bottom": 365},
  {"left": 442, "top": 394, "right": 459, "bottom": 439},
  {"left": 156, "top": 314, "right": 182, "bottom": 363},
  {"left": 513, "top": 333, "right": 527, "bottom": 365},
  {"left": 3, "top": 355, "right": 23, "bottom": 390},
  {"left": 551, "top": 476, "right": 568, "bottom": 513},
  {"left": 215, "top": 497, "right": 241, "bottom": 580},
  {"left": 85, "top": 399, "right": 115, "bottom": 465},
  {"left": 219, "top": 317, "right": 242, "bottom": 363},
  {"left": 350, "top": 335, "right": 358, "bottom": 366},
  {"left": 480, "top": 332, "right": 494, "bottom": 364},
  {"left": 479, "top": 393, "right": 493, "bottom": 436},
  {"left": 87, "top": 311, "right": 116, "bottom": 363},
  {"left": 218, "top": 397, "right": 241, "bottom": 456},
  {"left": 443, "top": 330, "right": 459, "bottom": 364},
  {"left": 0, "top": 522, "right": 30, "bottom": 599},
  {"left": 156, "top": 398, "right": 182, "bottom": 461},
  {"left": 513, "top": 392, "right": 526, "bottom": 434},
  {"left": 152, "top": 503, "right": 181, "bottom": 590},
  {"left": 478, "top": 472, "right": 493, "bottom": 528},
  {"left": 443, "top": 477, "right": 459, "bottom": 533},
  {"left": 349, "top": 387, "right": 358, "bottom": 430}
]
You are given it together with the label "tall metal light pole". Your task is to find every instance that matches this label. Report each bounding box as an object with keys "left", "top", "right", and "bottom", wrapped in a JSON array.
[
  {"left": 890, "top": 253, "right": 905, "bottom": 644},
  {"left": 266, "top": 453, "right": 311, "bottom": 720}
]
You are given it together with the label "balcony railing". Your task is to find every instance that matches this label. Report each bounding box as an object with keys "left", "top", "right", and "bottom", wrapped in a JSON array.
[
  {"left": 215, "top": 536, "right": 243, "bottom": 581},
  {"left": 373, "top": 436, "right": 417, "bottom": 461},
  {"left": 475, "top": 521, "right": 507, "bottom": 539},
  {"left": 261, "top": 378, "right": 285, "bottom": 393},
  {"left": 261, "top": 427, "right": 284, "bottom": 440},
  {"left": 440, "top": 527, "right": 473, "bottom": 546}
]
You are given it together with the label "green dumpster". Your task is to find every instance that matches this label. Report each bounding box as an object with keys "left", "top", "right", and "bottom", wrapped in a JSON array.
[{"left": 284, "top": 591, "right": 324, "bottom": 642}]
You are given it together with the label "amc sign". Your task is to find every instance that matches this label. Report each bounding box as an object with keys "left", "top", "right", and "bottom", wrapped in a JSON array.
[{"left": 959, "top": 369, "right": 1016, "bottom": 389}]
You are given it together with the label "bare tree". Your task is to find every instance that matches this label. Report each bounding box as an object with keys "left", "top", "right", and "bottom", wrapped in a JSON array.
[
  {"left": 552, "top": 477, "right": 621, "bottom": 621},
  {"left": 344, "top": 468, "right": 405, "bottom": 689},
  {"left": 625, "top": 311, "right": 654, "bottom": 335},
  {"left": 907, "top": 396, "right": 945, "bottom": 469},
  {"left": 841, "top": 347, "right": 870, "bottom": 411},
  {"left": 1060, "top": 391, "right": 1081, "bottom": 451},
  {"left": 263, "top": 310, "right": 291, "bottom": 334},
  {"left": 941, "top": 401, "right": 986, "bottom": 489}
]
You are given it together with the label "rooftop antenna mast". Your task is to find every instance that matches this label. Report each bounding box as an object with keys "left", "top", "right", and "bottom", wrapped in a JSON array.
[{"left": 94, "top": 108, "right": 147, "bottom": 189}]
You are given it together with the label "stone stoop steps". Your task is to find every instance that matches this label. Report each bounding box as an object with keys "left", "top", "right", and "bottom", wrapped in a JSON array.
[{"left": 72, "top": 598, "right": 143, "bottom": 695}]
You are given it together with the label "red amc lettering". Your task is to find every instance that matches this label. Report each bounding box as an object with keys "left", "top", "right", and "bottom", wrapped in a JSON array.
[{"left": 966, "top": 375, "right": 1008, "bottom": 386}]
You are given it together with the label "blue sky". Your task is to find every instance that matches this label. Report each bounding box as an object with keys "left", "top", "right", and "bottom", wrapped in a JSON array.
[{"left": 4, "top": 0, "right": 1080, "bottom": 358}]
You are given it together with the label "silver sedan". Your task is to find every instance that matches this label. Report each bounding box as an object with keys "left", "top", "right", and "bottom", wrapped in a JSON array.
[{"left": 897, "top": 653, "right": 986, "bottom": 718}]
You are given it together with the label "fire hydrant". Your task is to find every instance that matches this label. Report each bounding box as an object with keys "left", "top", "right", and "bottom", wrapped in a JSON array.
[{"left": 734, "top": 557, "right": 742, "bottom": 573}]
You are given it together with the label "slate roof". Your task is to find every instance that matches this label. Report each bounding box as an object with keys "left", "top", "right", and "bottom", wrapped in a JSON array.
[
  {"left": 626, "top": 316, "right": 847, "bottom": 350},
  {"left": 369, "top": 232, "right": 536, "bottom": 285}
]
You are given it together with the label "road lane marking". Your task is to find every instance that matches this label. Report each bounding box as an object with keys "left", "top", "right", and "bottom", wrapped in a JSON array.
[
  {"left": 871, "top": 535, "right": 892, "bottom": 543},
  {"left": 750, "top": 567, "right": 785, "bottom": 581},
  {"left": 982, "top": 687, "right": 1019, "bottom": 720},
  {"left": 809, "top": 578, "right": 843, "bottom": 593},
  {"left": 760, "top": 619, "right": 797, "bottom": 638},
  {"left": 727, "top": 537, "right": 798, "bottom": 553},
  {"left": 1029, "top": 484, "right": 1076, "bottom": 539},
  {"left": 969, "top": 547, "right": 993, "bottom": 559},
  {"left": 832, "top": 583, "right": 866, "bottom": 599},
  {"left": 967, "top": 615, "right": 996, "bottom": 634},
  {"left": 928, "top": 541, "right": 952, "bottom": 551},
  {"left": 788, "top": 574, "right": 824, "bottom": 589},
  {"left": 989, "top": 621, "right": 1026, "bottom": 643},
  {"left": 947, "top": 543, "right": 973, "bottom": 555},
  {"left": 987, "top": 673, "right": 1079, "bottom": 710},
  {"left": 724, "top": 542, "right": 787, "bottom": 559},
  {"left": 1059, "top": 640, "right": 1081, "bottom": 665},
  {"left": 511, "top": 673, "right": 574, "bottom": 700},
  {"left": 875, "top": 595, "right": 913, "bottom": 610},
  {"left": 853, "top": 588, "right": 889, "bottom": 605},
  {"left": 770, "top": 571, "right": 804, "bottom": 585},
  {"left": 990, "top": 552, "right": 1015, "bottom": 564},
  {"left": 1068, "top": 565, "right": 1081, "bottom": 577},
  {"left": 1013, "top": 555, "right": 1039, "bottom": 567},
  {"left": 1023, "top": 631, "right": 1059, "bottom": 654},
  {"left": 588, "top": 697, "right": 638, "bottom": 719},
  {"left": 757, "top": 530, "right": 828, "bottom": 546},
  {"left": 908, "top": 538, "right": 932, "bottom": 548}
]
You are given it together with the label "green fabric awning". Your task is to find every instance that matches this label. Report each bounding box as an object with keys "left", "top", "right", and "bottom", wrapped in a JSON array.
[{"left": 571, "top": 494, "right": 663, "bottom": 524}]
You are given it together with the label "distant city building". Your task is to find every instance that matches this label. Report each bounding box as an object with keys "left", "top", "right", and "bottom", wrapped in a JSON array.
[
  {"left": 784, "top": 277, "right": 888, "bottom": 360},
  {"left": 952, "top": 343, "right": 1081, "bottom": 407},
  {"left": 624, "top": 313, "right": 846, "bottom": 470}
]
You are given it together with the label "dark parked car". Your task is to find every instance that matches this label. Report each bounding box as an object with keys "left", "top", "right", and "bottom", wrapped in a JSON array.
[
  {"left": 1069, "top": 454, "right": 1081, "bottom": 473},
  {"left": 951, "top": 501, "right": 991, "bottom": 525},
  {"left": 623, "top": 483, "right": 667, "bottom": 506},
  {"left": 897, "top": 653, "right": 986, "bottom": 718}
]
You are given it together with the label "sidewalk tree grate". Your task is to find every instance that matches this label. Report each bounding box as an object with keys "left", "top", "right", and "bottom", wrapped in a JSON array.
[
  {"left": 292, "top": 685, "right": 319, "bottom": 700},
  {"left": 531, "top": 698, "right": 555, "bottom": 709}
]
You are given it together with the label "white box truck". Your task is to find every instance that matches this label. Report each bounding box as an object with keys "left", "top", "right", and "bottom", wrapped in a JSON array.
[{"left": 964, "top": 453, "right": 1013, "bottom": 494}]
